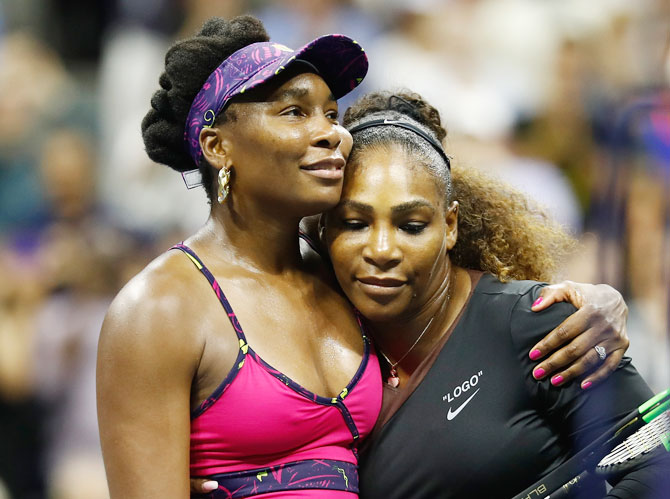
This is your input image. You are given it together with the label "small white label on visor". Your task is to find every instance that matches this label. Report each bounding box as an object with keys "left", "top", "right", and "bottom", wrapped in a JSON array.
[{"left": 182, "top": 169, "right": 203, "bottom": 189}]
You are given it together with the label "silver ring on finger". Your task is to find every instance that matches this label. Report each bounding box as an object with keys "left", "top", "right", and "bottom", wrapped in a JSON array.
[{"left": 594, "top": 345, "right": 607, "bottom": 362}]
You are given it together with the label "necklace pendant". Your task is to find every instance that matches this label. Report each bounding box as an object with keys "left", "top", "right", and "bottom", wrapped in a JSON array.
[{"left": 387, "top": 366, "right": 400, "bottom": 388}]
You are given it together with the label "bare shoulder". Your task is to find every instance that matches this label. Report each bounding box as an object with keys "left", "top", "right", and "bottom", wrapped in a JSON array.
[
  {"left": 97, "top": 249, "right": 199, "bottom": 497},
  {"left": 99, "top": 249, "right": 205, "bottom": 371}
]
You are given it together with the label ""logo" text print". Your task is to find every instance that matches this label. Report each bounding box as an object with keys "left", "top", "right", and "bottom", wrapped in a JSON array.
[{"left": 443, "top": 371, "right": 483, "bottom": 403}]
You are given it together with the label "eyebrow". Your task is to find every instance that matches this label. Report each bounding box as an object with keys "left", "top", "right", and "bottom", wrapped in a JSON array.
[
  {"left": 338, "top": 200, "right": 373, "bottom": 213},
  {"left": 338, "top": 199, "right": 433, "bottom": 215},
  {"left": 391, "top": 200, "right": 434, "bottom": 215}
]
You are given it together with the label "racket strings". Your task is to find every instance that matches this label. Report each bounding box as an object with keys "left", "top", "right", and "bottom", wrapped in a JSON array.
[{"left": 598, "top": 410, "right": 670, "bottom": 468}]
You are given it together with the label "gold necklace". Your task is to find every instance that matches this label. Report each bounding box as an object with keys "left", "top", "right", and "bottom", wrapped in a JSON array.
[
  {"left": 377, "top": 269, "right": 453, "bottom": 388},
  {"left": 378, "top": 316, "right": 434, "bottom": 388}
]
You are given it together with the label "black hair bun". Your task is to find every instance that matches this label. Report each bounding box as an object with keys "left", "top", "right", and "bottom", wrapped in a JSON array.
[{"left": 141, "top": 16, "right": 269, "bottom": 177}]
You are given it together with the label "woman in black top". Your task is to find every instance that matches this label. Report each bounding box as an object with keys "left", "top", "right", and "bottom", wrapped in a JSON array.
[{"left": 320, "top": 90, "right": 668, "bottom": 498}]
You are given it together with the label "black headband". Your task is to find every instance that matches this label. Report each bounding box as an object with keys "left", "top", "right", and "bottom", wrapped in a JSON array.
[{"left": 347, "top": 118, "right": 451, "bottom": 170}]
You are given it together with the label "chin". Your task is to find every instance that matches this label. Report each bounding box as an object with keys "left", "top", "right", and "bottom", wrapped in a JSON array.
[
  {"left": 351, "top": 295, "right": 408, "bottom": 324},
  {"left": 300, "top": 191, "right": 342, "bottom": 216}
]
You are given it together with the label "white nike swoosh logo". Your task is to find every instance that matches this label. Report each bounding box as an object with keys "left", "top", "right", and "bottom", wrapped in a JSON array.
[{"left": 446, "top": 388, "right": 480, "bottom": 421}]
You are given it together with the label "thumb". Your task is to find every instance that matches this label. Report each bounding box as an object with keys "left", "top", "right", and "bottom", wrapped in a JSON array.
[{"left": 190, "top": 479, "right": 218, "bottom": 493}]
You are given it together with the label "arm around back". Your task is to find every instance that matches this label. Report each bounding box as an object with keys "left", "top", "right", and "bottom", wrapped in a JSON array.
[
  {"left": 97, "top": 257, "right": 204, "bottom": 498},
  {"left": 511, "top": 284, "right": 662, "bottom": 498}
]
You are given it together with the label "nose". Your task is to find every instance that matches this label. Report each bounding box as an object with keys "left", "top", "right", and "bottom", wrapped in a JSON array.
[
  {"left": 362, "top": 225, "right": 402, "bottom": 270},
  {"left": 311, "top": 114, "right": 342, "bottom": 150}
]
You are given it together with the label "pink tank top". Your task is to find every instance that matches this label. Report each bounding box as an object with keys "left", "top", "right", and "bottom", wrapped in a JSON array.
[{"left": 172, "top": 244, "right": 382, "bottom": 498}]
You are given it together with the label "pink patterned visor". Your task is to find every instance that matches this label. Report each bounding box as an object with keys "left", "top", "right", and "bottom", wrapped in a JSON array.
[{"left": 183, "top": 34, "right": 368, "bottom": 168}]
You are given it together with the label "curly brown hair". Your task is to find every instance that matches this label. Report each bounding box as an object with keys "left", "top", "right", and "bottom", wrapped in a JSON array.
[
  {"left": 344, "top": 90, "right": 576, "bottom": 282},
  {"left": 450, "top": 164, "right": 576, "bottom": 282}
]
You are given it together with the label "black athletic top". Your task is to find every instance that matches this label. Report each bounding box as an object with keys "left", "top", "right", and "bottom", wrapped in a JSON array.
[{"left": 359, "top": 272, "right": 668, "bottom": 498}]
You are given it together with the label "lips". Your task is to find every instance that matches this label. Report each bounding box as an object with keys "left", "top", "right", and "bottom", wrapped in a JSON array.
[
  {"left": 357, "top": 276, "right": 406, "bottom": 287},
  {"left": 356, "top": 276, "right": 407, "bottom": 301},
  {"left": 300, "top": 158, "right": 345, "bottom": 180}
]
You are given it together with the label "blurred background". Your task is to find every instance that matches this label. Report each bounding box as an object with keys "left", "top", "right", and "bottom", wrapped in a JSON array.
[{"left": 0, "top": 0, "right": 668, "bottom": 497}]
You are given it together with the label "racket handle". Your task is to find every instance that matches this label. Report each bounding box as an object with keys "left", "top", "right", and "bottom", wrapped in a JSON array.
[{"left": 546, "top": 470, "right": 593, "bottom": 498}]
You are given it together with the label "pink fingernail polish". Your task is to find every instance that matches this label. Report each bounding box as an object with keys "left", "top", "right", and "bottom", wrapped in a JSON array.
[
  {"left": 551, "top": 375, "right": 564, "bottom": 386},
  {"left": 529, "top": 349, "right": 542, "bottom": 361},
  {"left": 581, "top": 381, "right": 592, "bottom": 390},
  {"left": 533, "top": 367, "right": 546, "bottom": 378},
  {"left": 532, "top": 297, "right": 543, "bottom": 307},
  {"left": 204, "top": 481, "right": 219, "bottom": 492}
]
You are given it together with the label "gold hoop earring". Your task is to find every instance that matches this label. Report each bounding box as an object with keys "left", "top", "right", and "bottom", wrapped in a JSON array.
[{"left": 217, "top": 167, "right": 231, "bottom": 204}]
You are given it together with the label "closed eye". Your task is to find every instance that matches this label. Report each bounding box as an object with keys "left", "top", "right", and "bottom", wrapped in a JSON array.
[
  {"left": 342, "top": 220, "right": 367, "bottom": 230},
  {"left": 400, "top": 222, "right": 427, "bottom": 234}
]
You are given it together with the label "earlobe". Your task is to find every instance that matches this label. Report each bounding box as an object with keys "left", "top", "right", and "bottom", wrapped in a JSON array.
[
  {"left": 317, "top": 214, "right": 327, "bottom": 248},
  {"left": 200, "top": 127, "right": 233, "bottom": 169},
  {"left": 446, "top": 201, "right": 459, "bottom": 250}
]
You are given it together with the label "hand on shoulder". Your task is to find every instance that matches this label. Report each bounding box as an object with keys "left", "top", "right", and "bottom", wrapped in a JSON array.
[{"left": 527, "top": 281, "right": 629, "bottom": 390}]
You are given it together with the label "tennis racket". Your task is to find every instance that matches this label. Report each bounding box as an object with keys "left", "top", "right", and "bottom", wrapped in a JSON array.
[{"left": 511, "top": 388, "right": 670, "bottom": 499}]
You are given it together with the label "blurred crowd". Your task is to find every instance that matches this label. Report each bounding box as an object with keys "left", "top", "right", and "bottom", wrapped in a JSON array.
[{"left": 0, "top": 0, "right": 668, "bottom": 498}]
